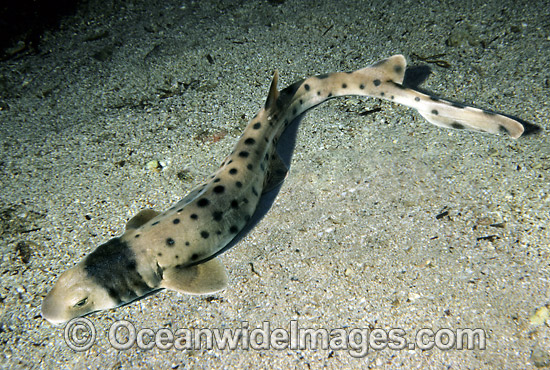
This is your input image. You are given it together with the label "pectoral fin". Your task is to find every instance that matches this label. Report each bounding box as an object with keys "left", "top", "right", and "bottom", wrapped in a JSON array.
[
  {"left": 126, "top": 209, "right": 160, "bottom": 230},
  {"left": 161, "top": 258, "right": 228, "bottom": 295}
]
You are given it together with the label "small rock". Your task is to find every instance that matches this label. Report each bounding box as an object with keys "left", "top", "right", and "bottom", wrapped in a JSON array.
[
  {"left": 531, "top": 347, "right": 550, "bottom": 368},
  {"left": 530, "top": 306, "right": 550, "bottom": 326},
  {"left": 146, "top": 160, "right": 166, "bottom": 172}
]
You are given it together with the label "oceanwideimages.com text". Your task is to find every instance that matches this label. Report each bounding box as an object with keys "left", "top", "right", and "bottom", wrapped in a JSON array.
[{"left": 65, "top": 318, "right": 486, "bottom": 357}]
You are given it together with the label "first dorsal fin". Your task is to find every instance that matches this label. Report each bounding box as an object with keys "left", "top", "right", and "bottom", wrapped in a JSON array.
[{"left": 264, "top": 70, "right": 279, "bottom": 111}]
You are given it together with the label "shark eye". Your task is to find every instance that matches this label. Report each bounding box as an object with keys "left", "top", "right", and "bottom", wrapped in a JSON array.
[{"left": 74, "top": 297, "right": 88, "bottom": 308}]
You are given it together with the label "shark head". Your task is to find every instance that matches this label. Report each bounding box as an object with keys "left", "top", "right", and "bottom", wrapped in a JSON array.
[
  {"left": 42, "top": 236, "right": 159, "bottom": 324},
  {"left": 41, "top": 264, "right": 118, "bottom": 324}
]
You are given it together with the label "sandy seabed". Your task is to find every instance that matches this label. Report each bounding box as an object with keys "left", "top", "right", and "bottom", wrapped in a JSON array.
[{"left": 0, "top": 0, "right": 549, "bottom": 368}]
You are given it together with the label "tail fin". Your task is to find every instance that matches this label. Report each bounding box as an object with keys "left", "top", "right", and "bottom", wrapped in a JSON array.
[
  {"left": 411, "top": 94, "right": 525, "bottom": 138},
  {"left": 369, "top": 55, "right": 532, "bottom": 139}
]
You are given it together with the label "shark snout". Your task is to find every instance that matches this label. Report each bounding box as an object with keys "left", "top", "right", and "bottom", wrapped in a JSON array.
[{"left": 41, "top": 292, "right": 69, "bottom": 325}]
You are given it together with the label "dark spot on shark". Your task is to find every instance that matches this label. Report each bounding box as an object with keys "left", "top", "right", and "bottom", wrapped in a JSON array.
[
  {"left": 373, "top": 79, "right": 381, "bottom": 86},
  {"left": 243, "top": 198, "right": 249, "bottom": 204},
  {"left": 239, "top": 151, "right": 249, "bottom": 158},
  {"left": 304, "top": 83, "right": 310, "bottom": 91},
  {"left": 499, "top": 125, "right": 509, "bottom": 134},
  {"left": 190, "top": 213, "right": 198, "bottom": 220},
  {"left": 299, "top": 99, "right": 303, "bottom": 105},
  {"left": 152, "top": 221, "right": 159, "bottom": 226},
  {"left": 173, "top": 218, "right": 180, "bottom": 225},
  {"left": 431, "top": 109, "right": 439, "bottom": 115},
  {"left": 134, "top": 234, "right": 140, "bottom": 238},
  {"left": 191, "top": 253, "right": 199, "bottom": 260},
  {"left": 230, "top": 225, "right": 238, "bottom": 233},
  {"left": 229, "top": 168, "right": 238, "bottom": 175},
  {"left": 342, "top": 83, "right": 347, "bottom": 88},
  {"left": 213, "top": 211, "right": 223, "bottom": 221},
  {"left": 247, "top": 164, "right": 253, "bottom": 170},
  {"left": 394, "top": 65, "right": 403, "bottom": 74},
  {"left": 236, "top": 181, "right": 243, "bottom": 188},
  {"left": 213, "top": 178, "right": 221, "bottom": 183},
  {"left": 380, "top": 92, "right": 385, "bottom": 96},
  {"left": 231, "top": 200, "right": 239, "bottom": 209},
  {"left": 166, "top": 238, "right": 175, "bottom": 247},
  {"left": 415, "top": 97, "right": 420, "bottom": 102},
  {"left": 253, "top": 122, "right": 261, "bottom": 129},
  {"left": 157, "top": 252, "right": 162, "bottom": 257},
  {"left": 252, "top": 187, "right": 258, "bottom": 196},
  {"left": 317, "top": 91, "right": 321, "bottom": 96},
  {"left": 244, "top": 138, "right": 255, "bottom": 145},
  {"left": 197, "top": 198, "right": 210, "bottom": 207},
  {"left": 200, "top": 231, "right": 209, "bottom": 239},
  {"left": 359, "top": 84, "right": 365, "bottom": 89},
  {"left": 327, "top": 92, "right": 332, "bottom": 98},
  {"left": 451, "top": 122, "right": 465, "bottom": 129},
  {"left": 177, "top": 208, "right": 184, "bottom": 213},
  {"left": 213, "top": 185, "right": 225, "bottom": 194},
  {"left": 185, "top": 241, "right": 190, "bottom": 246},
  {"left": 429, "top": 96, "right": 440, "bottom": 102}
]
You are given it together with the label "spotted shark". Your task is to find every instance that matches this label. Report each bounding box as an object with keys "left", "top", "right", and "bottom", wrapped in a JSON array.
[{"left": 42, "top": 55, "right": 538, "bottom": 324}]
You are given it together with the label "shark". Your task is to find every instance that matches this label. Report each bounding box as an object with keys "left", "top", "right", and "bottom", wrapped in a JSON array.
[{"left": 41, "top": 55, "right": 538, "bottom": 324}]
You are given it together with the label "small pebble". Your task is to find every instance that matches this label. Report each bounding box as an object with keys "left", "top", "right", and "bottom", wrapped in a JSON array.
[
  {"left": 531, "top": 347, "right": 550, "bottom": 368},
  {"left": 530, "top": 306, "right": 550, "bottom": 326}
]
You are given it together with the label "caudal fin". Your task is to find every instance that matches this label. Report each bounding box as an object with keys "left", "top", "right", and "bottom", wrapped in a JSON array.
[{"left": 412, "top": 94, "right": 525, "bottom": 138}]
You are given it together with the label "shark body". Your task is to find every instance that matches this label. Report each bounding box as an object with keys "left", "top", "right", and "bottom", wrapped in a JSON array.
[{"left": 42, "top": 55, "right": 536, "bottom": 324}]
